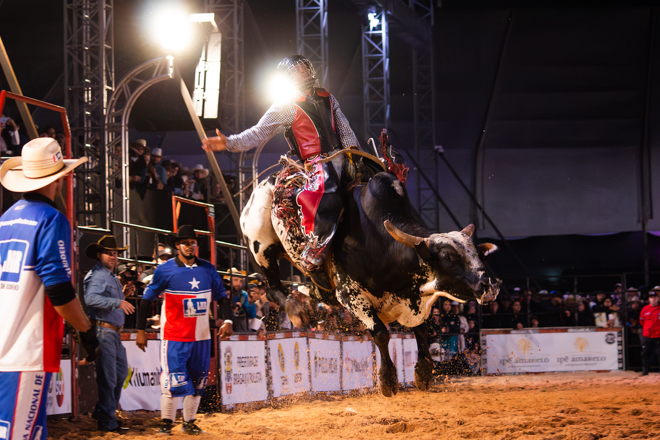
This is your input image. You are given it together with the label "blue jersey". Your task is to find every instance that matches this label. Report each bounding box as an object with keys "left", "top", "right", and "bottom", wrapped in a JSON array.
[
  {"left": 0, "top": 196, "right": 72, "bottom": 372},
  {"left": 143, "top": 257, "right": 227, "bottom": 341}
]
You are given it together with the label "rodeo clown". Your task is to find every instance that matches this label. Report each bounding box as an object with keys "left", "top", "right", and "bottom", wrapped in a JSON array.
[
  {"left": 135, "top": 225, "right": 233, "bottom": 435},
  {"left": 202, "top": 55, "right": 361, "bottom": 292}
]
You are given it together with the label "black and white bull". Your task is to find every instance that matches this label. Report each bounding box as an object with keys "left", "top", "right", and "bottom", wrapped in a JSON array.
[{"left": 241, "top": 163, "right": 500, "bottom": 396}]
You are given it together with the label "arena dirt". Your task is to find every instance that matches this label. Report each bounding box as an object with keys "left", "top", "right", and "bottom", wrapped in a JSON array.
[{"left": 48, "top": 371, "right": 660, "bottom": 439}]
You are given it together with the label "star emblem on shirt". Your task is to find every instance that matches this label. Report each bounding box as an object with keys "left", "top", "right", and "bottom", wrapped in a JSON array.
[{"left": 189, "top": 277, "right": 200, "bottom": 289}]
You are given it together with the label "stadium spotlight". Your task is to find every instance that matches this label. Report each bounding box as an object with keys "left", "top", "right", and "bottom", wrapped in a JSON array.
[
  {"left": 367, "top": 10, "right": 380, "bottom": 30},
  {"left": 149, "top": 5, "right": 193, "bottom": 53},
  {"left": 267, "top": 73, "right": 298, "bottom": 104}
]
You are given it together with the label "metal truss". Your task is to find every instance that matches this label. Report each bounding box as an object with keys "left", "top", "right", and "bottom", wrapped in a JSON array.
[
  {"left": 64, "top": 0, "right": 114, "bottom": 228},
  {"left": 206, "top": 0, "right": 246, "bottom": 249},
  {"left": 413, "top": 42, "right": 438, "bottom": 230},
  {"left": 362, "top": 7, "right": 390, "bottom": 142},
  {"left": 206, "top": 0, "right": 244, "bottom": 134},
  {"left": 296, "top": 0, "right": 329, "bottom": 88},
  {"left": 105, "top": 57, "right": 174, "bottom": 243}
]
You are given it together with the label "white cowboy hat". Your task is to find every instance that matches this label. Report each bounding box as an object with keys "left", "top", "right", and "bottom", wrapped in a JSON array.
[
  {"left": 0, "top": 138, "right": 87, "bottom": 192},
  {"left": 193, "top": 164, "right": 209, "bottom": 178}
]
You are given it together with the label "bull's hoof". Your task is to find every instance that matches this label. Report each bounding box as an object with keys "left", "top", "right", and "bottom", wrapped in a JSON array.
[
  {"left": 379, "top": 364, "right": 398, "bottom": 397},
  {"left": 414, "top": 356, "right": 434, "bottom": 391}
]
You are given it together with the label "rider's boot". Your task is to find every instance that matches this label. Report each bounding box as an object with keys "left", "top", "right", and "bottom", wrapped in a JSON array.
[
  {"left": 307, "top": 269, "right": 334, "bottom": 292},
  {"left": 301, "top": 243, "right": 334, "bottom": 292}
]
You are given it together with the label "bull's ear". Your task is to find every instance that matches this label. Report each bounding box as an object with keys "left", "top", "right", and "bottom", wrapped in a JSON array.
[
  {"left": 414, "top": 240, "right": 433, "bottom": 261},
  {"left": 461, "top": 224, "right": 475, "bottom": 238},
  {"left": 478, "top": 243, "right": 498, "bottom": 260}
]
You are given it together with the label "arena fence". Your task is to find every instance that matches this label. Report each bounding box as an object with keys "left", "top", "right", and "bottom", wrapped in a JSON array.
[
  {"left": 46, "top": 327, "right": 627, "bottom": 417},
  {"left": 481, "top": 327, "right": 624, "bottom": 375}
]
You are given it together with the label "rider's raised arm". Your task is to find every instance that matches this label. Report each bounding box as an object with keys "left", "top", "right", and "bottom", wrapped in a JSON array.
[
  {"left": 330, "top": 94, "right": 361, "bottom": 151},
  {"left": 226, "top": 102, "right": 296, "bottom": 152}
]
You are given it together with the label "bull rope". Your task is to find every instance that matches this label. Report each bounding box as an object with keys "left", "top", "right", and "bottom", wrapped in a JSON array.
[{"left": 233, "top": 146, "right": 387, "bottom": 198}]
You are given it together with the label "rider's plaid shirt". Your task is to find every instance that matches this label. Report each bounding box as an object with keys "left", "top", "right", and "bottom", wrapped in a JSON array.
[{"left": 226, "top": 91, "right": 359, "bottom": 154}]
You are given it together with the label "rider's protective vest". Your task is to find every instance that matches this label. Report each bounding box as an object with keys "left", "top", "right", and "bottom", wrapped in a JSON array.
[{"left": 285, "top": 89, "right": 341, "bottom": 161}]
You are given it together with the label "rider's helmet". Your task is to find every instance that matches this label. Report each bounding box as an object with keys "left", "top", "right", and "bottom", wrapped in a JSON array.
[{"left": 278, "top": 55, "right": 317, "bottom": 91}]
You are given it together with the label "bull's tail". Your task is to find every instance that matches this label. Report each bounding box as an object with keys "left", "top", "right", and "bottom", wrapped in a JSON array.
[{"left": 285, "top": 297, "right": 310, "bottom": 329}]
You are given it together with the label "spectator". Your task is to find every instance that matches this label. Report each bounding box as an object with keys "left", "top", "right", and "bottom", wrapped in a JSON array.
[
  {"left": 521, "top": 288, "right": 544, "bottom": 315},
  {"left": 639, "top": 288, "right": 660, "bottom": 376},
  {"left": 464, "top": 316, "right": 480, "bottom": 351},
  {"left": 529, "top": 315, "right": 540, "bottom": 328},
  {"left": 0, "top": 114, "right": 27, "bottom": 156},
  {"left": 428, "top": 307, "right": 443, "bottom": 344},
  {"left": 227, "top": 267, "right": 254, "bottom": 332},
  {"left": 590, "top": 291, "right": 607, "bottom": 310},
  {"left": 464, "top": 300, "right": 478, "bottom": 322},
  {"left": 39, "top": 125, "right": 56, "bottom": 138},
  {"left": 83, "top": 235, "right": 134, "bottom": 433},
  {"left": 140, "top": 150, "right": 165, "bottom": 190},
  {"left": 129, "top": 139, "right": 147, "bottom": 182},
  {"left": 167, "top": 161, "right": 185, "bottom": 195},
  {"left": 592, "top": 295, "right": 620, "bottom": 328},
  {"left": 482, "top": 301, "right": 503, "bottom": 329},
  {"left": 626, "top": 287, "right": 640, "bottom": 303},
  {"left": 55, "top": 131, "right": 66, "bottom": 148},
  {"left": 190, "top": 164, "right": 209, "bottom": 201},
  {"left": 117, "top": 264, "right": 139, "bottom": 329},
  {"left": 575, "top": 300, "right": 596, "bottom": 326},
  {"left": 246, "top": 283, "right": 265, "bottom": 333},
  {"left": 503, "top": 300, "right": 527, "bottom": 329},
  {"left": 440, "top": 299, "right": 461, "bottom": 357},
  {"left": 151, "top": 147, "right": 168, "bottom": 186}
]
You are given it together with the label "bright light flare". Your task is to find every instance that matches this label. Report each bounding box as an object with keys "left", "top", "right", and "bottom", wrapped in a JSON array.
[
  {"left": 267, "top": 73, "right": 298, "bottom": 104},
  {"left": 368, "top": 12, "right": 380, "bottom": 30},
  {"left": 149, "top": 6, "right": 193, "bottom": 53}
]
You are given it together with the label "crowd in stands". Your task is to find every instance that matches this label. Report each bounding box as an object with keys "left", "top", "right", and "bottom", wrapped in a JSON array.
[
  {"left": 127, "top": 139, "right": 235, "bottom": 204},
  {"left": 426, "top": 283, "right": 653, "bottom": 375}
]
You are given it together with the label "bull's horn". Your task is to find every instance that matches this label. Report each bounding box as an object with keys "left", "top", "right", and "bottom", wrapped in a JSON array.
[
  {"left": 461, "top": 224, "right": 475, "bottom": 238},
  {"left": 384, "top": 220, "right": 424, "bottom": 248}
]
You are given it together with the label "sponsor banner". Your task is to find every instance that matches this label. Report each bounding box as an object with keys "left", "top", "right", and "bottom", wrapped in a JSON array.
[
  {"left": 120, "top": 340, "right": 163, "bottom": 411},
  {"left": 309, "top": 339, "right": 341, "bottom": 392},
  {"left": 402, "top": 339, "right": 419, "bottom": 385},
  {"left": 220, "top": 340, "right": 267, "bottom": 406},
  {"left": 46, "top": 359, "right": 72, "bottom": 415},
  {"left": 483, "top": 329, "right": 622, "bottom": 374},
  {"left": 342, "top": 340, "right": 374, "bottom": 391},
  {"left": 268, "top": 337, "right": 311, "bottom": 398},
  {"left": 374, "top": 338, "right": 404, "bottom": 386}
]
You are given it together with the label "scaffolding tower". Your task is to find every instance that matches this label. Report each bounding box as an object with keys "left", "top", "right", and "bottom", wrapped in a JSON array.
[
  {"left": 296, "top": 0, "right": 329, "bottom": 88},
  {"left": 64, "top": 0, "right": 114, "bottom": 228},
  {"left": 354, "top": 0, "right": 439, "bottom": 229}
]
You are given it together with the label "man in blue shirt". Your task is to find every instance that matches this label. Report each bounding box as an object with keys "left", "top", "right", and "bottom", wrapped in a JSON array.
[
  {"left": 136, "top": 225, "right": 233, "bottom": 435},
  {"left": 84, "top": 235, "right": 134, "bottom": 433},
  {"left": 0, "top": 137, "right": 99, "bottom": 440}
]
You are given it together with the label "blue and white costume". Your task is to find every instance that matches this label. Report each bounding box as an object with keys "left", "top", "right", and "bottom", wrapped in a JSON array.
[{"left": 0, "top": 194, "right": 73, "bottom": 440}]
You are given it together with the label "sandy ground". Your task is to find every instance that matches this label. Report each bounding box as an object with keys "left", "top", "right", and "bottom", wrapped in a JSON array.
[{"left": 48, "top": 370, "right": 660, "bottom": 439}]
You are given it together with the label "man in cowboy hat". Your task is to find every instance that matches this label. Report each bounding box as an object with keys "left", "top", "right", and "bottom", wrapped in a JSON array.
[
  {"left": 0, "top": 137, "right": 99, "bottom": 440},
  {"left": 84, "top": 234, "right": 135, "bottom": 432},
  {"left": 136, "top": 225, "right": 233, "bottom": 435}
]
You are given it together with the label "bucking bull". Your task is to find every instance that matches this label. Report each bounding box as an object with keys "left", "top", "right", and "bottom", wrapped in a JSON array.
[{"left": 241, "top": 151, "right": 500, "bottom": 396}]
